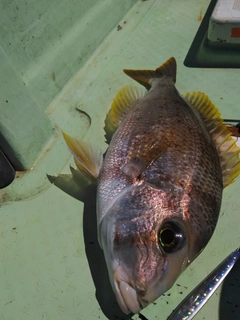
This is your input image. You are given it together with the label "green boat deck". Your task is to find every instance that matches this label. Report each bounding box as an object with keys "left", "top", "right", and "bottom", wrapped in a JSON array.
[{"left": 1, "top": 0, "right": 240, "bottom": 319}]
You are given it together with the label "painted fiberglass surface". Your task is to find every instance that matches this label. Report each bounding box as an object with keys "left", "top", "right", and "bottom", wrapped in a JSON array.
[{"left": 1, "top": 1, "right": 240, "bottom": 320}]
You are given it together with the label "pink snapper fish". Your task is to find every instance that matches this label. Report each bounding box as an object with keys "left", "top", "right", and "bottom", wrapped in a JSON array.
[{"left": 62, "top": 57, "right": 240, "bottom": 314}]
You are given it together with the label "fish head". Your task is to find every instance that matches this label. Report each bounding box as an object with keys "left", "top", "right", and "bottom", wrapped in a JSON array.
[
  {"left": 112, "top": 220, "right": 191, "bottom": 314},
  {"left": 98, "top": 185, "right": 199, "bottom": 314}
]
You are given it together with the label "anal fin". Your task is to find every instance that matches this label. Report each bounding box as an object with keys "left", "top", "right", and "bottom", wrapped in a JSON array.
[{"left": 183, "top": 92, "right": 240, "bottom": 188}]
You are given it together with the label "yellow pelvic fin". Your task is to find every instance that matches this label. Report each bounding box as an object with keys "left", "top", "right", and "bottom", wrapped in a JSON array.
[
  {"left": 104, "top": 85, "right": 146, "bottom": 143},
  {"left": 62, "top": 132, "right": 102, "bottom": 181},
  {"left": 183, "top": 92, "right": 240, "bottom": 188},
  {"left": 123, "top": 57, "right": 177, "bottom": 90}
]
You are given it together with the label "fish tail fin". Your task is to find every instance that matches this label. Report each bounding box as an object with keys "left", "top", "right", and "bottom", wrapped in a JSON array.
[
  {"left": 62, "top": 132, "right": 102, "bottom": 182},
  {"left": 123, "top": 57, "right": 176, "bottom": 89}
]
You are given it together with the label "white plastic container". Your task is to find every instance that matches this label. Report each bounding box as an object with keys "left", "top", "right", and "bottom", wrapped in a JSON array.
[{"left": 208, "top": 0, "right": 240, "bottom": 44}]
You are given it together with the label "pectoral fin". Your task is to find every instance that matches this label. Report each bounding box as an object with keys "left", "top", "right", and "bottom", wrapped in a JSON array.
[
  {"left": 62, "top": 132, "right": 102, "bottom": 181},
  {"left": 183, "top": 92, "right": 240, "bottom": 187}
]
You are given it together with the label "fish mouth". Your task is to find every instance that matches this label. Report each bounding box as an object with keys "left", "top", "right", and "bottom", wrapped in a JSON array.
[{"left": 113, "top": 265, "right": 146, "bottom": 314}]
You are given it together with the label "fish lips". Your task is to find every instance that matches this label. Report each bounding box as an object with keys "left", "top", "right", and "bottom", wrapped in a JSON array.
[
  {"left": 113, "top": 265, "right": 142, "bottom": 314},
  {"left": 113, "top": 262, "right": 169, "bottom": 314},
  {"left": 98, "top": 209, "right": 147, "bottom": 314},
  {"left": 111, "top": 242, "right": 190, "bottom": 315}
]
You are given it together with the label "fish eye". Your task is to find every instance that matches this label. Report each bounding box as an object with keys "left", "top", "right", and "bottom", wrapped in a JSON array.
[{"left": 158, "top": 222, "right": 185, "bottom": 253}]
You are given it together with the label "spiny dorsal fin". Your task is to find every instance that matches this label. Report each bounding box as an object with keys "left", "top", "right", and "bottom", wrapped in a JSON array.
[
  {"left": 104, "top": 85, "right": 146, "bottom": 143},
  {"left": 123, "top": 57, "right": 177, "bottom": 90},
  {"left": 62, "top": 132, "right": 102, "bottom": 181},
  {"left": 183, "top": 92, "right": 240, "bottom": 188}
]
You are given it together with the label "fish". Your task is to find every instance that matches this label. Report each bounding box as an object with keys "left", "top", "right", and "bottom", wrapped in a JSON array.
[{"left": 62, "top": 57, "right": 240, "bottom": 314}]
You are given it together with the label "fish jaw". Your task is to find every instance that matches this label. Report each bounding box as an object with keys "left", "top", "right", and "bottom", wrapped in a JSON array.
[
  {"left": 112, "top": 263, "right": 168, "bottom": 314},
  {"left": 111, "top": 240, "right": 190, "bottom": 314},
  {"left": 113, "top": 265, "right": 140, "bottom": 314}
]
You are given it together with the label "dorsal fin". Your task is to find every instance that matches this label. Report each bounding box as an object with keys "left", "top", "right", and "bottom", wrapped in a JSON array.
[
  {"left": 62, "top": 132, "right": 102, "bottom": 181},
  {"left": 104, "top": 85, "right": 146, "bottom": 143},
  {"left": 183, "top": 92, "right": 240, "bottom": 187},
  {"left": 123, "top": 57, "right": 177, "bottom": 90}
]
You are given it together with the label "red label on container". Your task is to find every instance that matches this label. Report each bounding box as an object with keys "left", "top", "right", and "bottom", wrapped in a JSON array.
[{"left": 231, "top": 28, "right": 240, "bottom": 38}]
